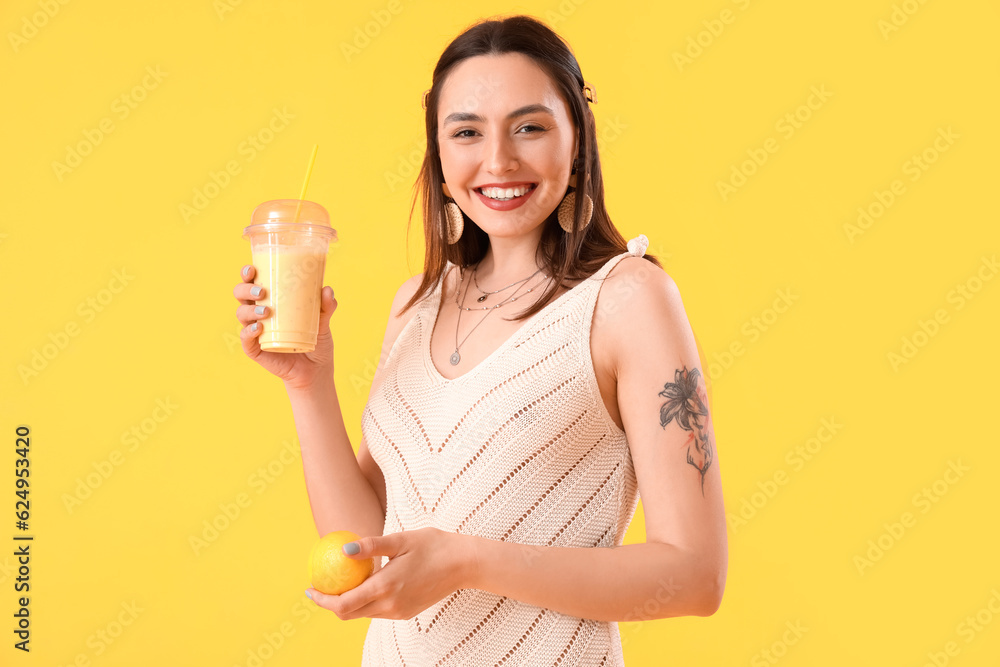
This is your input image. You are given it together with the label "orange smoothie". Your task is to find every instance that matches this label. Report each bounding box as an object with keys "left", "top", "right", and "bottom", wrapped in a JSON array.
[
  {"left": 244, "top": 199, "right": 336, "bottom": 353},
  {"left": 253, "top": 244, "right": 328, "bottom": 352}
]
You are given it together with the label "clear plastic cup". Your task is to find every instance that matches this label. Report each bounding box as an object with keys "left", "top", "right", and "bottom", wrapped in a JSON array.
[{"left": 242, "top": 199, "right": 338, "bottom": 353}]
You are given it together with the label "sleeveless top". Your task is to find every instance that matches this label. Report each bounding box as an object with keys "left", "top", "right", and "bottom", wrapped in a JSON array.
[{"left": 359, "top": 235, "right": 650, "bottom": 666}]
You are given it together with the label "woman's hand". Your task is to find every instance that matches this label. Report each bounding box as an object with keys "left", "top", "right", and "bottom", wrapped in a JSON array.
[
  {"left": 305, "top": 528, "right": 477, "bottom": 621},
  {"left": 233, "top": 264, "right": 338, "bottom": 391}
]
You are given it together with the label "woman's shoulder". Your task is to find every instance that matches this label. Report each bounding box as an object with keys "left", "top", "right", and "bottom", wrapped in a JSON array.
[
  {"left": 602, "top": 254, "right": 674, "bottom": 291},
  {"left": 378, "top": 273, "right": 424, "bottom": 345},
  {"left": 373, "top": 272, "right": 429, "bottom": 382},
  {"left": 591, "top": 256, "right": 682, "bottom": 358},
  {"left": 389, "top": 272, "right": 428, "bottom": 319}
]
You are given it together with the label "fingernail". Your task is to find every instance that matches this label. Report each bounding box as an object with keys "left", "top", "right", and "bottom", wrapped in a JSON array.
[
  {"left": 250, "top": 285, "right": 262, "bottom": 297},
  {"left": 343, "top": 542, "right": 360, "bottom": 555},
  {"left": 254, "top": 305, "right": 266, "bottom": 315},
  {"left": 242, "top": 266, "right": 250, "bottom": 277},
  {"left": 250, "top": 322, "right": 258, "bottom": 331},
  {"left": 305, "top": 590, "right": 312, "bottom": 599}
]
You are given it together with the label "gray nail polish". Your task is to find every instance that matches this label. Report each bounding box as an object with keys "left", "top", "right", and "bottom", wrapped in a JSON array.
[
  {"left": 242, "top": 266, "right": 250, "bottom": 277},
  {"left": 251, "top": 322, "right": 258, "bottom": 331},
  {"left": 254, "top": 305, "right": 266, "bottom": 315},
  {"left": 250, "top": 285, "right": 262, "bottom": 297}
]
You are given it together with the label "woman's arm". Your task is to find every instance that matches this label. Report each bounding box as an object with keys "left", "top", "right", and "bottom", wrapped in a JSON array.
[
  {"left": 467, "top": 257, "right": 727, "bottom": 621},
  {"left": 291, "top": 274, "right": 424, "bottom": 541},
  {"left": 286, "top": 378, "right": 386, "bottom": 540},
  {"left": 464, "top": 536, "right": 717, "bottom": 622}
]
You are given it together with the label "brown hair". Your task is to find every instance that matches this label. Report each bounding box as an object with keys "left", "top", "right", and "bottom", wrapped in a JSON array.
[{"left": 400, "top": 14, "right": 663, "bottom": 321}]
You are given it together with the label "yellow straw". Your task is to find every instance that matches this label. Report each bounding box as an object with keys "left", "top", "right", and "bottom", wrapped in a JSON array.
[{"left": 293, "top": 144, "right": 319, "bottom": 223}]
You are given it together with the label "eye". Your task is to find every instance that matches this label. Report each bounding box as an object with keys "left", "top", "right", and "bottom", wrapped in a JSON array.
[{"left": 450, "top": 125, "right": 546, "bottom": 139}]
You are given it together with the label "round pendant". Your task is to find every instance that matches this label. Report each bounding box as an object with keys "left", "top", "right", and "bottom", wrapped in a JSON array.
[
  {"left": 477, "top": 294, "right": 488, "bottom": 302},
  {"left": 449, "top": 351, "right": 461, "bottom": 365}
]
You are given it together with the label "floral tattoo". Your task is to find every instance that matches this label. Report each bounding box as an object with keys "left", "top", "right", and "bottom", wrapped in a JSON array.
[{"left": 658, "top": 366, "right": 714, "bottom": 496}]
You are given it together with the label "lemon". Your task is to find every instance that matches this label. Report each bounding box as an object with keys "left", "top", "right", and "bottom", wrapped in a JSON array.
[{"left": 308, "top": 530, "right": 374, "bottom": 595}]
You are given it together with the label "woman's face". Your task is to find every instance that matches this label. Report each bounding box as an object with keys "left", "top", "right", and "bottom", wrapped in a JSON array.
[{"left": 437, "top": 52, "right": 579, "bottom": 239}]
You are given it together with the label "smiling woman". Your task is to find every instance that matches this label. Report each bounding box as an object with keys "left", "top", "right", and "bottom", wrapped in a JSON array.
[
  {"left": 406, "top": 18, "right": 633, "bottom": 320},
  {"left": 235, "top": 12, "right": 728, "bottom": 667}
]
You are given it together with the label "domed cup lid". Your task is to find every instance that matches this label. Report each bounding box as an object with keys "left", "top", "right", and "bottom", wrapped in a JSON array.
[{"left": 242, "top": 199, "right": 337, "bottom": 241}]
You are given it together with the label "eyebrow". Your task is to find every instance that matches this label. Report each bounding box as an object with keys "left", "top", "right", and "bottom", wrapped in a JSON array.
[{"left": 442, "top": 104, "right": 556, "bottom": 125}]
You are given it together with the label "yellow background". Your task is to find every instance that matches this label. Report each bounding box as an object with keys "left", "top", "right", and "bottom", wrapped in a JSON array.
[{"left": 3, "top": 0, "right": 999, "bottom": 664}]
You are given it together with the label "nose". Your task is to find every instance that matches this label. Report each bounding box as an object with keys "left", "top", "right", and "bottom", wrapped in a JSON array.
[{"left": 483, "top": 131, "right": 518, "bottom": 176}]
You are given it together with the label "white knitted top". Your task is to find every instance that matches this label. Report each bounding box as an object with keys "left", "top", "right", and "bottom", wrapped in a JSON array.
[{"left": 360, "top": 235, "right": 650, "bottom": 666}]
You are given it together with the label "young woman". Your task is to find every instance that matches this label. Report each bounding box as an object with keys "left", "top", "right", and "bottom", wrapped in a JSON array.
[{"left": 233, "top": 14, "right": 726, "bottom": 665}]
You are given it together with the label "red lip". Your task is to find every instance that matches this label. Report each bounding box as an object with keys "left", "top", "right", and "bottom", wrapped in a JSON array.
[{"left": 474, "top": 183, "right": 538, "bottom": 211}]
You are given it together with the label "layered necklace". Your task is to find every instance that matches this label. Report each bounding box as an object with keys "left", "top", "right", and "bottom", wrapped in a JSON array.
[{"left": 449, "top": 262, "right": 550, "bottom": 366}]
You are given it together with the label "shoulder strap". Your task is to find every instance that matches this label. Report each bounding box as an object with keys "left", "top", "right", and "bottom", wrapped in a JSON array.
[
  {"left": 580, "top": 234, "right": 651, "bottom": 330},
  {"left": 423, "top": 262, "right": 455, "bottom": 311},
  {"left": 584, "top": 234, "right": 650, "bottom": 284}
]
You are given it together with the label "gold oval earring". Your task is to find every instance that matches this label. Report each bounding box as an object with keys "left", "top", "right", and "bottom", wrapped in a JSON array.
[
  {"left": 557, "top": 160, "right": 593, "bottom": 233},
  {"left": 442, "top": 183, "right": 464, "bottom": 244}
]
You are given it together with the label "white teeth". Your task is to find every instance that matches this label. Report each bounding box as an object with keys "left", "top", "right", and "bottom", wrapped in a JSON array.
[{"left": 479, "top": 185, "right": 532, "bottom": 200}]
